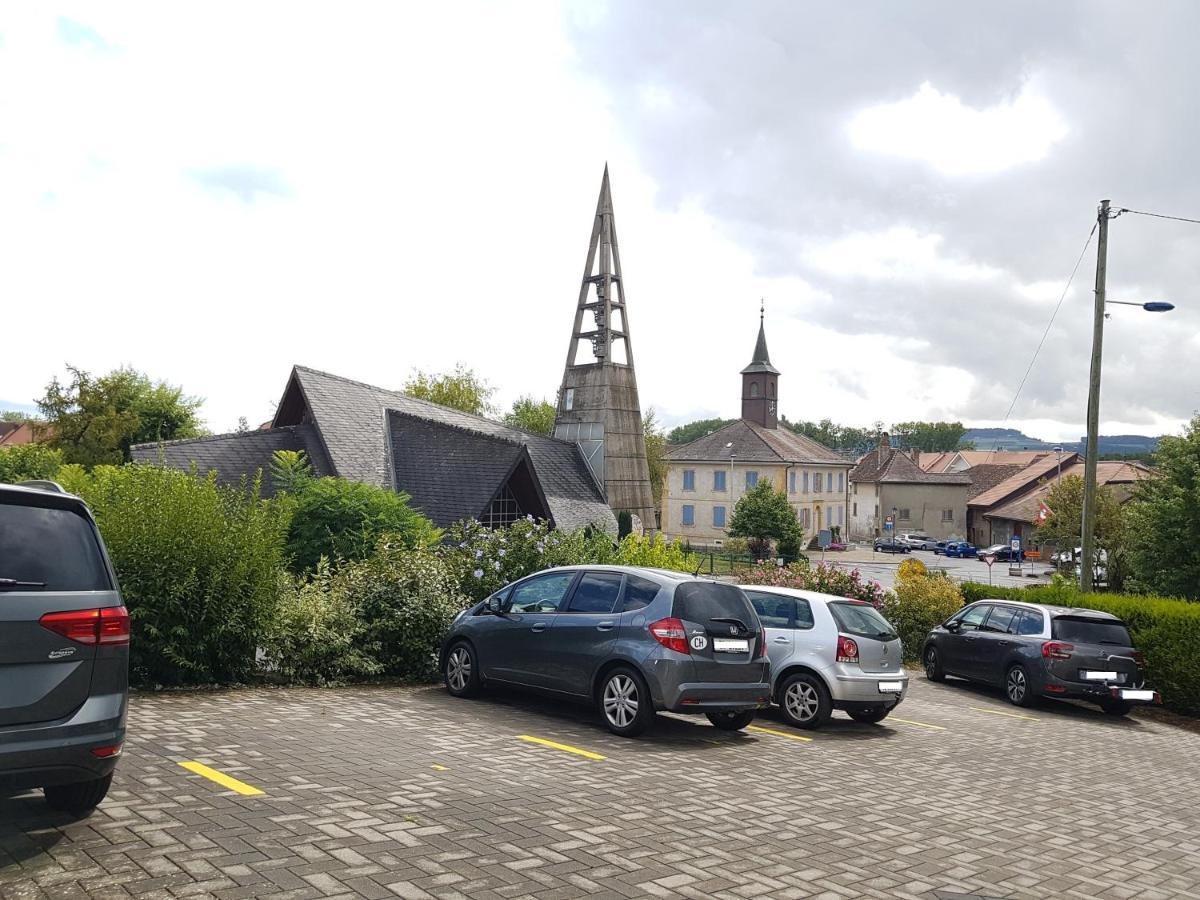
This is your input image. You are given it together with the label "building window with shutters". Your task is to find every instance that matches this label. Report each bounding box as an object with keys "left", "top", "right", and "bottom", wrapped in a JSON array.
[
  {"left": 853, "top": 502, "right": 858, "bottom": 516},
  {"left": 788, "top": 471, "right": 797, "bottom": 493},
  {"left": 713, "top": 506, "right": 726, "bottom": 528},
  {"left": 899, "top": 508, "right": 911, "bottom": 522},
  {"left": 713, "top": 470, "right": 726, "bottom": 492},
  {"left": 814, "top": 473, "right": 823, "bottom": 493},
  {"left": 837, "top": 472, "right": 845, "bottom": 492},
  {"left": 746, "top": 471, "right": 758, "bottom": 489},
  {"left": 942, "top": 508, "right": 954, "bottom": 522},
  {"left": 681, "top": 505, "right": 695, "bottom": 526},
  {"left": 837, "top": 506, "right": 844, "bottom": 525},
  {"left": 682, "top": 469, "right": 695, "bottom": 491},
  {"left": 801, "top": 507, "right": 811, "bottom": 529},
  {"left": 803, "top": 472, "right": 810, "bottom": 494}
]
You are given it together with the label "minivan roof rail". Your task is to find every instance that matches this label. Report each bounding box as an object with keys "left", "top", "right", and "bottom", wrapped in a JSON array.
[{"left": 15, "top": 480, "right": 68, "bottom": 494}]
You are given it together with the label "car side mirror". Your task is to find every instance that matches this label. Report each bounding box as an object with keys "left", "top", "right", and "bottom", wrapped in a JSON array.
[
  {"left": 486, "top": 596, "right": 506, "bottom": 614},
  {"left": 945, "top": 620, "right": 960, "bottom": 633}
]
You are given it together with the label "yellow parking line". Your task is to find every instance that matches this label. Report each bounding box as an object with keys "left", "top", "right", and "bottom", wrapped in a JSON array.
[
  {"left": 430, "top": 764, "right": 449, "bottom": 771},
  {"left": 890, "top": 717, "right": 947, "bottom": 731},
  {"left": 745, "top": 724, "right": 814, "bottom": 743},
  {"left": 517, "top": 735, "right": 606, "bottom": 760},
  {"left": 178, "top": 761, "right": 265, "bottom": 796},
  {"left": 970, "top": 706, "right": 1039, "bottom": 722}
]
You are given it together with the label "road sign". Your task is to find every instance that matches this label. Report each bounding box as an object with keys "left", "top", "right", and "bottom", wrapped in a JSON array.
[
  {"left": 1011, "top": 536, "right": 1022, "bottom": 554},
  {"left": 884, "top": 516, "right": 894, "bottom": 531},
  {"left": 818, "top": 529, "right": 832, "bottom": 549},
  {"left": 983, "top": 554, "right": 997, "bottom": 567}
]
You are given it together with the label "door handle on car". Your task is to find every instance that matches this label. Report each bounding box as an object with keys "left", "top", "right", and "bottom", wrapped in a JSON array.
[
  {"left": 596, "top": 621, "right": 615, "bottom": 631},
  {"left": 531, "top": 623, "right": 548, "bottom": 633},
  {"left": 773, "top": 636, "right": 790, "bottom": 644}
]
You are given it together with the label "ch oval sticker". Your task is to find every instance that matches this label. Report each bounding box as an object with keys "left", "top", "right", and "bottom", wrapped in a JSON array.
[{"left": 690, "top": 635, "right": 708, "bottom": 651}]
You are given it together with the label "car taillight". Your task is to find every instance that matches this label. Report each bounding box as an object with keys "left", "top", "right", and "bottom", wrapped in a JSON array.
[
  {"left": 836, "top": 635, "right": 859, "bottom": 663},
  {"left": 1041, "top": 640, "right": 1074, "bottom": 660},
  {"left": 758, "top": 632, "right": 769, "bottom": 659},
  {"left": 649, "top": 617, "right": 690, "bottom": 655},
  {"left": 91, "top": 743, "right": 123, "bottom": 758},
  {"left": 40, "top": 606, "right": 131, "bottom": 646}
]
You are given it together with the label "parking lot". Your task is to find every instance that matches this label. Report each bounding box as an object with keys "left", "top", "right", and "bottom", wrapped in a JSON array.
[
  {"left": 3, "top": 677, "right": 1199, "bottom": 900},
  {"left": 815, "top": 548, "right": 1055, "bottom": 591}
]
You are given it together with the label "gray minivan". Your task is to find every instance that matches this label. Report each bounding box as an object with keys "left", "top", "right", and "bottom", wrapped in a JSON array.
[
  {"left": 0, "top": 481, "right": 129, "bottom": 812},
  {"left": 440, "top": 565, "right": 771, "bottom": 736}
]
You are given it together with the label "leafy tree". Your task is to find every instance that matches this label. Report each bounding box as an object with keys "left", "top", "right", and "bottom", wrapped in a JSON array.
[
  {"left": 37, "top": 365, "right": 204, "bottom": 466},
  {"left": 0, "top": 444, "right": 64, "bottom": 483},
  {"left": 503, "top": 395, "right": 556, "bottom": 435},
  {"left": 642, "top": 407, "right": 667, "bottom": 508},
  {"left": 1, "top": 410, "right": 39, "bottom": 423},
  {"left": 785, "top": 418, "right": 875, "bottom": 453},
  {"left": 1125, "top": 416, "right": 1200, "bottom": 599},
  {"left": 1034, "top": 474, "right": 1126, "bottom": 587},
  {"left": 269, "top": 449, "right": 314, "bottom": 494},
  {"left": 403, "top": 364, "right": 495, "bottom": 416},
  {"left": 891, "top": 420, "right": 970, "bottom": 452},
  {"left": 728, "top": 479, "right": 803, "bottom": 559},
  {"left": 666, "top": 418, "right": 734, "bottom": 445}
]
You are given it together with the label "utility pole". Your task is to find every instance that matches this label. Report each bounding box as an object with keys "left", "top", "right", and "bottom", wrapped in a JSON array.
[{"left": 1080, "top": 199, "right": 1110, "bottom": 591}]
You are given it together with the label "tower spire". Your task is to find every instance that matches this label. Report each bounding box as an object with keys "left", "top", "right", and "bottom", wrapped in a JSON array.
[
  {"left": 554, "top": 167, "right": 657, "bottom": 532},
  {"left": 741, "top": 306, "right": 781, "bottom": 429}
]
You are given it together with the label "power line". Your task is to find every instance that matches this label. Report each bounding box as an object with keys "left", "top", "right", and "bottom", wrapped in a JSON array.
[
  {"left": 1115, "top": 207, "right": 1200, "bottom": 226},
  {"left": 984, "top": 221, "right": 1098, "bottom": 464}
]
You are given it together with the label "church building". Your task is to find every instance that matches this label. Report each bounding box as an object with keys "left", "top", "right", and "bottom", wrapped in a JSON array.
[{"left": 661, "top": 313, "right": 852, "bottom": 547}]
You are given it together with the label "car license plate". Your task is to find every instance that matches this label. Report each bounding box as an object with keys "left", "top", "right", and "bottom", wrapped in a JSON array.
[
  {"left": 1120, "top": 689, "right": 1155, "bottom": 701},
  {"left": 877, "top": 681, "right": 904, "bottom": 693},
  {"left": 713, "top": 638, "right": 749, "bottom": 653},
  {"left": 1083, "top": 670, "right": 1119, "bottom": 681}
]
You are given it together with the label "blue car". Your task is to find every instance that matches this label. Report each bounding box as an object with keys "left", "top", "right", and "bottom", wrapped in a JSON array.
[{"left": 942, "top": 541, "right": 978, "bottom": 558}]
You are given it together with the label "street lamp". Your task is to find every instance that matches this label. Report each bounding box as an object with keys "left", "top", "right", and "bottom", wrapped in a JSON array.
[{"left": 1080, "top": 200, "right": 1176, "bottom": 590}]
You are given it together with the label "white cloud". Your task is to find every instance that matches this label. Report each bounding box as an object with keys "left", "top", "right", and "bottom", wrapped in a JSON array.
[
  {"left": 802, "top": 227, "right": 1002, "bottom": 282},
  {"left": 847, "top": 81, "right": 1069, "bottom": 176}
]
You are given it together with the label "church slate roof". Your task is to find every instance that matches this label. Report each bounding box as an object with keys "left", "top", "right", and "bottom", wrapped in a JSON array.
[
  {"left": 137, "top": 365, "right": 616, "bottom": 534},
  {"left": 130, "top": 424, "right": 332, "bottom": 497},
  {"left": 666, "top": 419, "right": 848, "bottom": 466}
]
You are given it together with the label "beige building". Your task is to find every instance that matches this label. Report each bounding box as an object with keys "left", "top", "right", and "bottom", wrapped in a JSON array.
[
  {"left": 848, "top": 435, "right": 971, "bottom": 541},
  {"left": 662, "top": 315, "right": 852, "bottom": 548}
]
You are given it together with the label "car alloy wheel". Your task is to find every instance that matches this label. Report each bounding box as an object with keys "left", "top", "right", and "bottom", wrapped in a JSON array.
[
  {"left": 603, "top": 674, "right": 639, "bottom": 730},
  {"left": 784, "top": 680, "right": 820, "bottom": 723},
  {"left": 924, "top": 646, "right": 944, "bottom": 682},
  {"left": 1006, "top": 666, "right": 1027, "bottom": 704},
  {"left": 446, "top": 647, "right": 472, "bottom": 693}
]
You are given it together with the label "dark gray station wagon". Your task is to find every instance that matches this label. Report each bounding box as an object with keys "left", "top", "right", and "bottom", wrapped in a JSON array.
[
  {"left": 0, "top": 481, "right": 129, "bottom": 813},
  {"left": 440, "top": 565, "right": 771, "bottom": 736}
]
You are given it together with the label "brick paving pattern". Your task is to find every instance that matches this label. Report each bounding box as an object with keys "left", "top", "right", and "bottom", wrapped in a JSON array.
[{"left": 3, "top": 678, "right": 1200, "bottom": 899}]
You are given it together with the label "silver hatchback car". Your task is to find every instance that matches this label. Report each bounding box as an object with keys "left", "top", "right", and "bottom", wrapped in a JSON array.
[{"left": 739, "top": 585, "right": 909, "bottom": 728}]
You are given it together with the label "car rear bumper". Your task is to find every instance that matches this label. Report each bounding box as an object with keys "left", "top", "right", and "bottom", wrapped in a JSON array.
[
  {"left": 830, "top": 672, "right": 909, "bottom": 705},
  {"left": 1042, "top": 677, "right": 1160, "bottom": 705},
  {"left": 662, "top": 682, "right": 772, "bottom": 713},
  {"left": 0, "top": 691, "right": 126, "bottom": 793}
]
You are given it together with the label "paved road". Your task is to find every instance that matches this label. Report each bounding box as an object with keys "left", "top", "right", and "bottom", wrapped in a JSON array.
[
  {"left": 812, "top": 548, "right": 1055, "bottom": 591},
  {"left": 3, "top": 678, "right": 1199, "bottom": 899}
]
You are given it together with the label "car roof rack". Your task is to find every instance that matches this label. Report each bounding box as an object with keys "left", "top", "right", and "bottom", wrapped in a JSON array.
[{"left": 15, "top": 480, "right": 68, "bottom": 494}]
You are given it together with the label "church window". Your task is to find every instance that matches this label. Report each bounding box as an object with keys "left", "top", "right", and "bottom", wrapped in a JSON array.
[{"left": 750, "top": 382, "right": 759, "bottom": 398}]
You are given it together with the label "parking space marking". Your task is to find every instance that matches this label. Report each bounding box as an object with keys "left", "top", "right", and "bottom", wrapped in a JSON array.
[
  {"left": 889, "top": 717, "right": 947, "bottom": 731},
  {"left": 969, "top": 706, "right": 1039, "bottom": 722},
  {"left": 430, "top": 764, "right": 449, "bottom": 771},
  {"left": 517, "top": 735, "right": 607, "bottom": 760},
  {"left": 178, "top": 761, "right": 265, "bottom": 796},
  {"left": 746, "top": 724, "right": 814, "bottom": 742}
]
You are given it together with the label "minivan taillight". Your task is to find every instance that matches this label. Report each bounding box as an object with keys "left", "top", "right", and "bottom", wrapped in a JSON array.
[
  {"left": 758, "top": 632, "right": 769, "bottom": 659},
  {"left": 649, "top": 617, "right": 690, "bottom": 655},
  {"left": 1041, "top": 640, "right": 1074, "bottom": 660},
  {"left": 40, "top": 606, "right": 131, "bottom": 646},
  {"left": 836, "top": 635, "right": 859, "bottom": 663}
]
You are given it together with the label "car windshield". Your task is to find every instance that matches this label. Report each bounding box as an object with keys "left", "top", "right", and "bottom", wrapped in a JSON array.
[
  {"left": 829, "top": 601, "right": 898, "bottom": 641},
  {"left": 0, "top": 501, "right": 111, "bottom": 591},
  {"left": 672, "top": 582, "right": 757, "bottom": 631},
  {"left": 1052, "top": 616, "right": 1133, "bottom": 646}
]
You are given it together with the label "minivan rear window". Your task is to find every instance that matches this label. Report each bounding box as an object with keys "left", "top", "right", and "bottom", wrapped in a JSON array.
[
  {"left": 829, "top": 601, "right": 898, "bottom": 640},
  {"left": 1052, "top": 615, "right": 1132, "bottom": 646},
  {"left": 673, "top": 583, "right": 757, "bottom": 631},
  {"left": 0, "top": 501, "right": 110, "bottom": 591}
]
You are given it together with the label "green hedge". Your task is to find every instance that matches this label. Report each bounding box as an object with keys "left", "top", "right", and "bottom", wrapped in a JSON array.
[{"left": 960, "top": 582, "right": 1200, "bottom": 716}]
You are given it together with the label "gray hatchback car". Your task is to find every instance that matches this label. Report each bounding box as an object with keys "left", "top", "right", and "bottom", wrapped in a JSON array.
[
  {"left": 440, "top": 565, "right": 771, "bottom": 736},
  {"left": 0, "top": 481, "right": 129, "bottom": 813}
]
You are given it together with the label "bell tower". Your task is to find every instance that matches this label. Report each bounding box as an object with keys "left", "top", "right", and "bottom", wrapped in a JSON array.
[
  {"left": 741, "top": 304, "right": 780, "bottom": 429},
  {"left": 553, "top": 166, "right": 657, "bottom": 531}
]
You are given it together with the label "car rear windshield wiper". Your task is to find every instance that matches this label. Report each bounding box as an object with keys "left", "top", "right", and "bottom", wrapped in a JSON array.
[
  {"left": 709, "top": 616, "right": 750, "bottom": 632},
  {"left": 0, "top": 577, "right": 47, "bottom": 588}
]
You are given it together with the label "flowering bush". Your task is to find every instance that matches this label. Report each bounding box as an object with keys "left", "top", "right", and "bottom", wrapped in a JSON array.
[
  {"left": 739, "top": 560, "right": 889, "bottom": 606},
  {"left": 613, "top": 532, "right": 700, "bottom": 571},
  {"left": 878, "top": 571, "right": 963, "bottom": 663}
]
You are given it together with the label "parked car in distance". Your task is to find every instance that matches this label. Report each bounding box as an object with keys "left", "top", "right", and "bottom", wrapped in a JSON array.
[
  {"left": 899, "top": 533, "right": 938, "bottom": 550},
  {"left": 922, "top": 599, "right": 1158, "bottom": 715},
  {"left": 976, "top": 544, "right": 1024, "bottom": 562},
  {"left": 0, "top": 481, "right": 129, "bottom": 813},
  {"left": 742, "top": 586, "right": 908, "bottom": 728},
  {"left": 873, "top": 538, "right": 910, "bottom": 554},
  {"left": 942, "top": 541, "right": 978, "bottom": 559},
  {"left": 440, "top": 566, "right": 771, "bottom": 737}
]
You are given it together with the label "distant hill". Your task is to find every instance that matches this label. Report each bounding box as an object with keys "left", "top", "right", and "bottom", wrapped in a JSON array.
[{"left": 962, "top": 428, "right": 1159, "bottom": 456}]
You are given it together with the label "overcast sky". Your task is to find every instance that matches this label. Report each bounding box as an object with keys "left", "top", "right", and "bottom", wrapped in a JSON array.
[{"left": 2, "top": 2, "right": 1197, "bottom": 441}]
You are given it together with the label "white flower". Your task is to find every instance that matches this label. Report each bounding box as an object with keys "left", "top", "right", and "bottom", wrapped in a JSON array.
[
  {"left": 492, "top": 560, "right": 501, "bottom": 570},
  {"left": 498, "top": 549, "right": 506, "bottom": 557},
  {"left": 475, "top": 549, "right": 483, "bottom": 559},
  {"left": 473, "top": 569, "right": 484, "bottom": 579}
]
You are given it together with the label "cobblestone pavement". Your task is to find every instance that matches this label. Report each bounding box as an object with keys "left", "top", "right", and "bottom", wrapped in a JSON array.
[{"left": 3, "top": 677, "right": 1200, "bottom": 900}]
